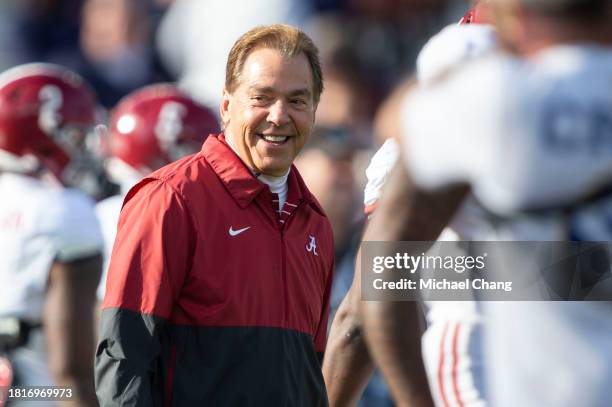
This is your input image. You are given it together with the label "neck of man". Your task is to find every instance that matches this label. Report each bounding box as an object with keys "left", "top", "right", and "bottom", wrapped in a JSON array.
[
  {"left": 225, "top": 132, "right": 290, "bottom": 211},
  {"left": 258, "top": 171, "right": 290, "bottom": 212}
]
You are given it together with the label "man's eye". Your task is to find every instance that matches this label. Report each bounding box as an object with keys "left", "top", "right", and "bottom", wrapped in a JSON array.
[
  {"left": 290, "top": 99, "right": 307, "bottom": 107},
  {"left": 251, "top": 96, "right": 268, "bottom": 103}
]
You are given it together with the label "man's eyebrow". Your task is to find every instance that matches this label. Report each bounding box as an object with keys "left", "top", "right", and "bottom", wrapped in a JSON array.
[
  {"left": 248, "top": 86, "right": 275, "bottom": 94},
  {"left": 288, "top": 88, "right": 312, "bottom": 98},
  {"left": 247, "top": 86, "right": 311, "bottom": 98}
]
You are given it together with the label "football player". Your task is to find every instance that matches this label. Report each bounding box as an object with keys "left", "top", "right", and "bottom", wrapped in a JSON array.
[
  {"left": 0, "top": 63, "right": 104, "bottom": 406},
  {"left": 323, "top": 2, "right": 499, "bottom": 406},
  {"left": 362, "top": 0, "right": 612, "bottom": 406}
]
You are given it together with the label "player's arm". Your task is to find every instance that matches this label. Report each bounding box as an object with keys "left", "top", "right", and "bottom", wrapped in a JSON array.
[
  {"left": 323, "top": 77, "right": 416, "bottom": 406},
  {"left": 315, "top": 232, "right": 335, "bottom": 365},
  {"left": 95, "top": 179, "right": 194, "bottom": 407},
  {"left": 44, "top": 254, "right": 102, "bottom": 407},
  {"left": 358, "top": 21, "right": 499, "bottom": 406},
  {"left": 360, "top": 160, "right": 468, "bottom": 407},
  {"left": 323, "top": 246, "right": 375, "bottom": 407}
]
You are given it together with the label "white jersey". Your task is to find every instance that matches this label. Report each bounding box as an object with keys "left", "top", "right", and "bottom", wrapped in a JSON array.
[
  {"left": 363, "top": 138, "right": 400, "bottom": 213},
  {"left": 402, "top": 45, "right": 612, "bottom": 407},
  {"left": 0, "top": 172, "right": 103, "bottom": 397},
  {"left": 417, "top": 24, "right": 498, "bottom": 86},
  {"left": 0, "top": 173, "right": 103, "bottom": 320},
  {"left": 95, "top": 168, "right": 141, "bottom": 301},
  {"left": 95, "top": 194, "right": 124, "bottom": 301}
]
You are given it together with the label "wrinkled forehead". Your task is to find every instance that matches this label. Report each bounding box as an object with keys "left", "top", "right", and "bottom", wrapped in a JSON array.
[{"left": 240, "top": 48, "right": 313, "bottom": 89}]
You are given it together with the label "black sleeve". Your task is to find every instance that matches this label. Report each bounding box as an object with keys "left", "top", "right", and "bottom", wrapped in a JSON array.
[{"left": 95, "top": 308, "right": 166, "bottom": 407}]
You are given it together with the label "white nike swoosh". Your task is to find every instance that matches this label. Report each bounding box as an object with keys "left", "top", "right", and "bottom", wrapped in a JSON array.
[{"left": 229, "top": 226, "right": 251, "bottom": 236}]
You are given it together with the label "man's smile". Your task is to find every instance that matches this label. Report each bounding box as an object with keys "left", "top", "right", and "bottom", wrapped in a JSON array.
[{"left": 257, "top": 133, "right": 291, "bottom": 145}]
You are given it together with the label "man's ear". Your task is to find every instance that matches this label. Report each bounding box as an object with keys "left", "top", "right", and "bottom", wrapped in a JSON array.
[{"left": 220, "top": 88, "right": 231, "bottom": 128}]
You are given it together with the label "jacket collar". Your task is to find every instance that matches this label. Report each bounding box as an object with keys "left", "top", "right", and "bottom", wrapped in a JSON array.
[
  {"left": 202, "top": 134, "right": 323, "bottom": 214},
  {"left": 286, "top": 160, "right": 325, "bottom": 216}
]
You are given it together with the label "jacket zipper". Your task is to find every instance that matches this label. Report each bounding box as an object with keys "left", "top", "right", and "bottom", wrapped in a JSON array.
[
  {"left": 279, "top": 201, "right": 304, "bottom": 326},
  {"left": 280, "top": 227, "right": 288, "bottom": 325}
]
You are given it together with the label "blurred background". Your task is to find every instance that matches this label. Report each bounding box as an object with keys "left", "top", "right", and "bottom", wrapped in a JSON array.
[{"left": 0, "top": 1, "right": 471, "bottom": 405}]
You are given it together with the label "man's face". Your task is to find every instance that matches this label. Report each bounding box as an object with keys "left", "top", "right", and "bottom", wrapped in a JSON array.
[{"left": 220, "top": 47, "right": 316, "bottom": 176}]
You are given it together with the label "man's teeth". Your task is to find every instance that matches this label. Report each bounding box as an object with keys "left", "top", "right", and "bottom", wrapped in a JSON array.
[{"left": 262, "top": 135, "right": 288, "bottom": 142}]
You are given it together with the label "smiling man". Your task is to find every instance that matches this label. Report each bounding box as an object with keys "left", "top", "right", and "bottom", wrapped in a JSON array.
[
  {"left": 95, "top": 25, "right": 334, "bottom": 407},
  {"left": 222, "top": 45, "right": 319, "bottom": 176}
]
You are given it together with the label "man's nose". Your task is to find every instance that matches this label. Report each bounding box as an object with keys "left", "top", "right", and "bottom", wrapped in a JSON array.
[{"left": 267, "top": 99, "right": 290, "bottom": 127}]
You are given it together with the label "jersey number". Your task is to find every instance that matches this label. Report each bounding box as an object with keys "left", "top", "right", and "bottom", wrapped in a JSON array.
[{"left": 542, "top": 100, "right": 612, "bottom": 153}]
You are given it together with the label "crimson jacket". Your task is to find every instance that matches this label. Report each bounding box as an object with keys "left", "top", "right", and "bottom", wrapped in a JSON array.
[{"left": 95, "top": 134, "right": 334, "bottom": 407}]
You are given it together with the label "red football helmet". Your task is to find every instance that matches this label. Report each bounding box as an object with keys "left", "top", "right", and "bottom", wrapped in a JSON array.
[
  {"left": 107, "top": 84, "right": 219, "bottom": 176},
  {"left": 0, "top": 63, "right": 103, "bottom": 192},
  {"left": 459, "top": 2, "right": 491, "bottom": 25}
]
